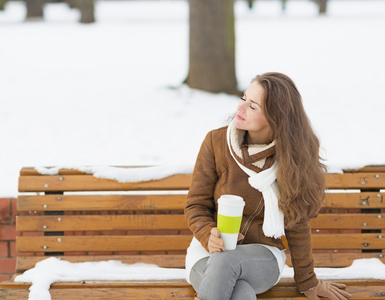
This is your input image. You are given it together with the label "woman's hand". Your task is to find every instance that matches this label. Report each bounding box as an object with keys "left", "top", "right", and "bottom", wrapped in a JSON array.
[
  {"left": 303, "top": 280, "right": 351, "bottom": 300},
  {"left": 208, "top": 228, "right": 225, "bottom": 254},
  {"left": 207, "top": 228, "right": 244, "bottom": 254}
]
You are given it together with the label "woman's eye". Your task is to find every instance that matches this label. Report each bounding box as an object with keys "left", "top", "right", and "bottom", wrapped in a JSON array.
[
  {"left": 240, "top": 96, "right": 258, "bottom": 110},
  {"left": 251, "top": 102, "right": 259, "bottom": 110}
]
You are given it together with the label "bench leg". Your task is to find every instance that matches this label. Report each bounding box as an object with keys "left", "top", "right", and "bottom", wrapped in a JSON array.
[{"left": 25, "top": 0, "right": 44, "bottom": 21}]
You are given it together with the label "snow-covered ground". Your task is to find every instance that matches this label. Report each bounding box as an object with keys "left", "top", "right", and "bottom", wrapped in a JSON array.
[{"left": 1, "top": 0, "right": 385, "bottom": 196}]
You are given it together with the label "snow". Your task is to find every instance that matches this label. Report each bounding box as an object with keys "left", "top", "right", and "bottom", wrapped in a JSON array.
[
  {"left": 14, "top": 257, "right": 385, "bottom": 300},
  {"left": 0, "top": 0, "right": 384, "bottom": 196},
  {"left": 1, "top": 1, "right": 385, "bottom": 297},
  {"left": 14, "top": 257, "right": 187, "bottom": 300},
  {"left": 35, "top": 163, "right": 193, "bottom": 182},
  {"left": 282, "top": 258, "right": 385, "bottom": 281}
]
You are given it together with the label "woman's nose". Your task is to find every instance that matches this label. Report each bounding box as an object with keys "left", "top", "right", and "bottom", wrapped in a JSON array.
[{"left": 237, "top": 100, "right": 245, "bottom": 111}]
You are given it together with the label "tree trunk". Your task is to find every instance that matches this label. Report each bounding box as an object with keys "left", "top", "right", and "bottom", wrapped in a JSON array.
[
  {"left": 246, "top": 0, "right": 254, "bottom": 10},
  {"left": 75, "top": 0, "right": 95, "bottom": 24},
  {"left": 0, "top": 0, "right": 7, "bottom": 11},
  {"left": 186, "top": 0, "right": 239, "bottom": 95},
  {"left": 312, "top": 0, "right": 327, "bottom": 15},
  {"left": 281, "top": 0, "right": 288, "bottom": 12},
  {"left": 66, "top": 0, "right": 77, "bottom": 9},
  {"left": 25, "top": 0, "right": 44, "bottom": 21},
  {"left": 318, "top": 0, "right": 327, "bottom": 15}
]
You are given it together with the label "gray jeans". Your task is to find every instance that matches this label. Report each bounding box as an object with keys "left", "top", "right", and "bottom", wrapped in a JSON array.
[{"left": 189, "top": 244, "right": 280, "bottom": 300}]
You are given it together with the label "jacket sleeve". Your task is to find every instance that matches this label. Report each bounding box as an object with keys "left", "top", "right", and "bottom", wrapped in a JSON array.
[
  {"left": 184, "top": 131, "right": 218, "bottom": 252},
  {"left": 285, "top": 219, "right": 319, "bottom": 292}
]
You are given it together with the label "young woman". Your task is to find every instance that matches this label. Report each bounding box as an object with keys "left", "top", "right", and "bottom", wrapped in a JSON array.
[{"left": 184, "top": 72, "right": 351, "bottom": 300}]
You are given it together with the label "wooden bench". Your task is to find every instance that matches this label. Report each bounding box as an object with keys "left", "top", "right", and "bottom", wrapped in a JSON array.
[{"left": 0, "top": 165, "right": 385, "bottom": 299}]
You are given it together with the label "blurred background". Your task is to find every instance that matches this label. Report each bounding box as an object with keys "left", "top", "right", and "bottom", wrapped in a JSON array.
[{"left": 0, "top": 0, "right": 385, "bottom": 197}]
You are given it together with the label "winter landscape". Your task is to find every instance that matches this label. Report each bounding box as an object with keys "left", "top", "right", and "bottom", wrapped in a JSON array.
[
  {"left": 0, "top": 0, "right": 384, "bottom": 196},
  {"left": 1, "top": 0, "right": 385, "bottom": 298}
]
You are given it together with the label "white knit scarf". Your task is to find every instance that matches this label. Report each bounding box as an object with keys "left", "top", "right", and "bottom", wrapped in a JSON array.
[{"left": 227, "top": 120, "right": 285, "bottom": 239}]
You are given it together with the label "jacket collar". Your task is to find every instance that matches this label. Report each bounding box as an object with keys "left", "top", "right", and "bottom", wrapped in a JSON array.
[{"left": 228, "top": 121, "right": 275, "bottom": 171}]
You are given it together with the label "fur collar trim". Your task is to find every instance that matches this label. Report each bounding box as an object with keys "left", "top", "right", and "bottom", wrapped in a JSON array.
[{"left": 229, "top": 121, "right": 275, "bottom": 169}]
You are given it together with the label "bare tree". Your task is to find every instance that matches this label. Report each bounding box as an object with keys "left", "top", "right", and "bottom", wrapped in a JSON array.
[
  {"left": 246, "top": 0, "right": 254, "bottom": 9},
  {"left": 246, "top": 0, "right": 288, "bottom": 12},
  {"left": 76, "top": 0, "right": 95, "bottom": 24},
  {"left": 317, "top": 0, "right": 328, "bottom": 15},
  {"left": 0, "top": 0, "right": 7, "bottom": 11},
  {"left": 25, "top": 0, "right": 44, "bottom": 21},
  {"left": 186, "top": 0, "right": 239, "bottom": 95}
]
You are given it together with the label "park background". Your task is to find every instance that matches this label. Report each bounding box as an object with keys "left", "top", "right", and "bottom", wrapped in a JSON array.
[{"left": 0, "top": 0, "right": 384, "bottom": 281}]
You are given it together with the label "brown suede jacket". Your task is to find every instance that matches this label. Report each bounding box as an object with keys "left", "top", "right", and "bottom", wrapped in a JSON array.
[{"left": 184, "top": 126, "right": 318, "bottom": 292}]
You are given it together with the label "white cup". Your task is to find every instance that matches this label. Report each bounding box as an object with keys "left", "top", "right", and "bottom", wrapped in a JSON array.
[{"left": 217, "top": 195, "right": 245, "bottom": 251}]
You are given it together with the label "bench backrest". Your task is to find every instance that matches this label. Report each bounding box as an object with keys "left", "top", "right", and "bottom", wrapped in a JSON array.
[{"left": 15, "top": 166, "right": 385, "bottom": 273}]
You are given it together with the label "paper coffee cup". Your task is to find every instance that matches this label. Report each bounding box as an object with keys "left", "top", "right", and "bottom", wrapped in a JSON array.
[{"left": 217, "top": 195, "right": 245, "bottom": 251}]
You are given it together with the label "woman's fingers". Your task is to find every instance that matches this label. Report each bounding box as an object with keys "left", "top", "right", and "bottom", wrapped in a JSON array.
[
  {"left": 210, "top": 227, "right": 221, "bottom": 237},
  {"left": 330, "top": 282, "right": 347, "bottom": 290},
  {"left": 330, "top": 284, "right": 351, "bottom": 299},
  {"left": 208, "top": 227, "right": 225, "bottom": 253}
]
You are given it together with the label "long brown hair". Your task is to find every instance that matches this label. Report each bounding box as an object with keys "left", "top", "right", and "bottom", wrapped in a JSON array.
[{"left": 254, "top": 72, "right": 326, "bottom": 227}]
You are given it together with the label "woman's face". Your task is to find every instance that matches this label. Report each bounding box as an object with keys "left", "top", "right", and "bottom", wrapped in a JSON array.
[{"left": 234, "top": 81, "right": 272, "bottom": 144}]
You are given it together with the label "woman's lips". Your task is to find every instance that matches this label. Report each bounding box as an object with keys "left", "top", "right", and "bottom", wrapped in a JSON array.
[{"left": 236, "top": 114, "right": 245, "bottom": 121}]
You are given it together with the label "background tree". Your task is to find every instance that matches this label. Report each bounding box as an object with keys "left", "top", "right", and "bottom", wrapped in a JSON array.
[
  {"left": 23, "top": 0, "right": 95, "bottom": 23},
  {"left": 0, "top": 0, "right": 7, "bottom": 11},
  {"left": 247, "top": 0, "right": 327, "bottom": 15},
  {"left": 76, "top": 0, "right": 95, "bottom": 23},
  {"left": 246, "top": 0, "right": 254, "bottom": 9},
  {"left": 25, "top": 0, "right": 44, "bottom": 21},
  {"left": 316, "top": 0, "right": 328, "bottom": 14},
  {"left": 186, "top": 0, "right": 239, "bottom": 95}
]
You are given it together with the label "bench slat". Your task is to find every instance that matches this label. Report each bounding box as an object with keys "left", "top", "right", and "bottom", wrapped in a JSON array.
[
  {"left": 260, "top": 282, "right": 385, "bottom": 299},
  {"left": 16, "top": 236, "right": 192, "bottom": 252},
  {"left": 2, "top": 280, "right": 385, "bottom": 299},
  {"left": 19, "top": 165, "right": 384, "bottom": 176},
  {"left": 17, "top": 214, "right": 189, "bottom": 231},
  {"left": 18, "top": 172, "right": 385, "bottom": 192},
  {"left": 16, "top": 213, "right": 384, "bottom": 232},
  {"left": 324, "top": 192, "right": 385, "bottom": 209},
  {"left": 311, "top": 233, "right": 384, "bottom": 249},
  {"left": 343, "top": 165, "right": 385, "bottom": 173},
  {"left": 326, "top": 172, "right": 385, "bottom": 189},
  {"left": 16, "top": 192, "right": 385, "bottom": 212},
  {"left": 16, "top": 233, "right": 383, "bottom": 253},
  {"left": 19, "top": 166, "right": 157, "bottom": 176},
  {"left": 309, "top": 214, "right": 385, "bottom": 230},
  {"left": 18, "top": 174, "right": 192, "bottom": 192},
  {"left": 17, "top": 194, "right": 187, "bottom": 211},
  {"left": 289, "top": 252, "right": 385, "bottom": 268},
  {"left": 18, "top": 165, "right": 385, "bottom": 176},
  {"left": 15, "top": 252, "right": 385, "bottom": 273},
  {"left": 0, "top": 285, "right": 196, "bottom": 300}
]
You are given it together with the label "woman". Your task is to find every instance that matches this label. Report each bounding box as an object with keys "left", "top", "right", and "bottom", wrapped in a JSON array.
[{"left": 184, "top": 72, "right": 351, "bottom": 300}]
